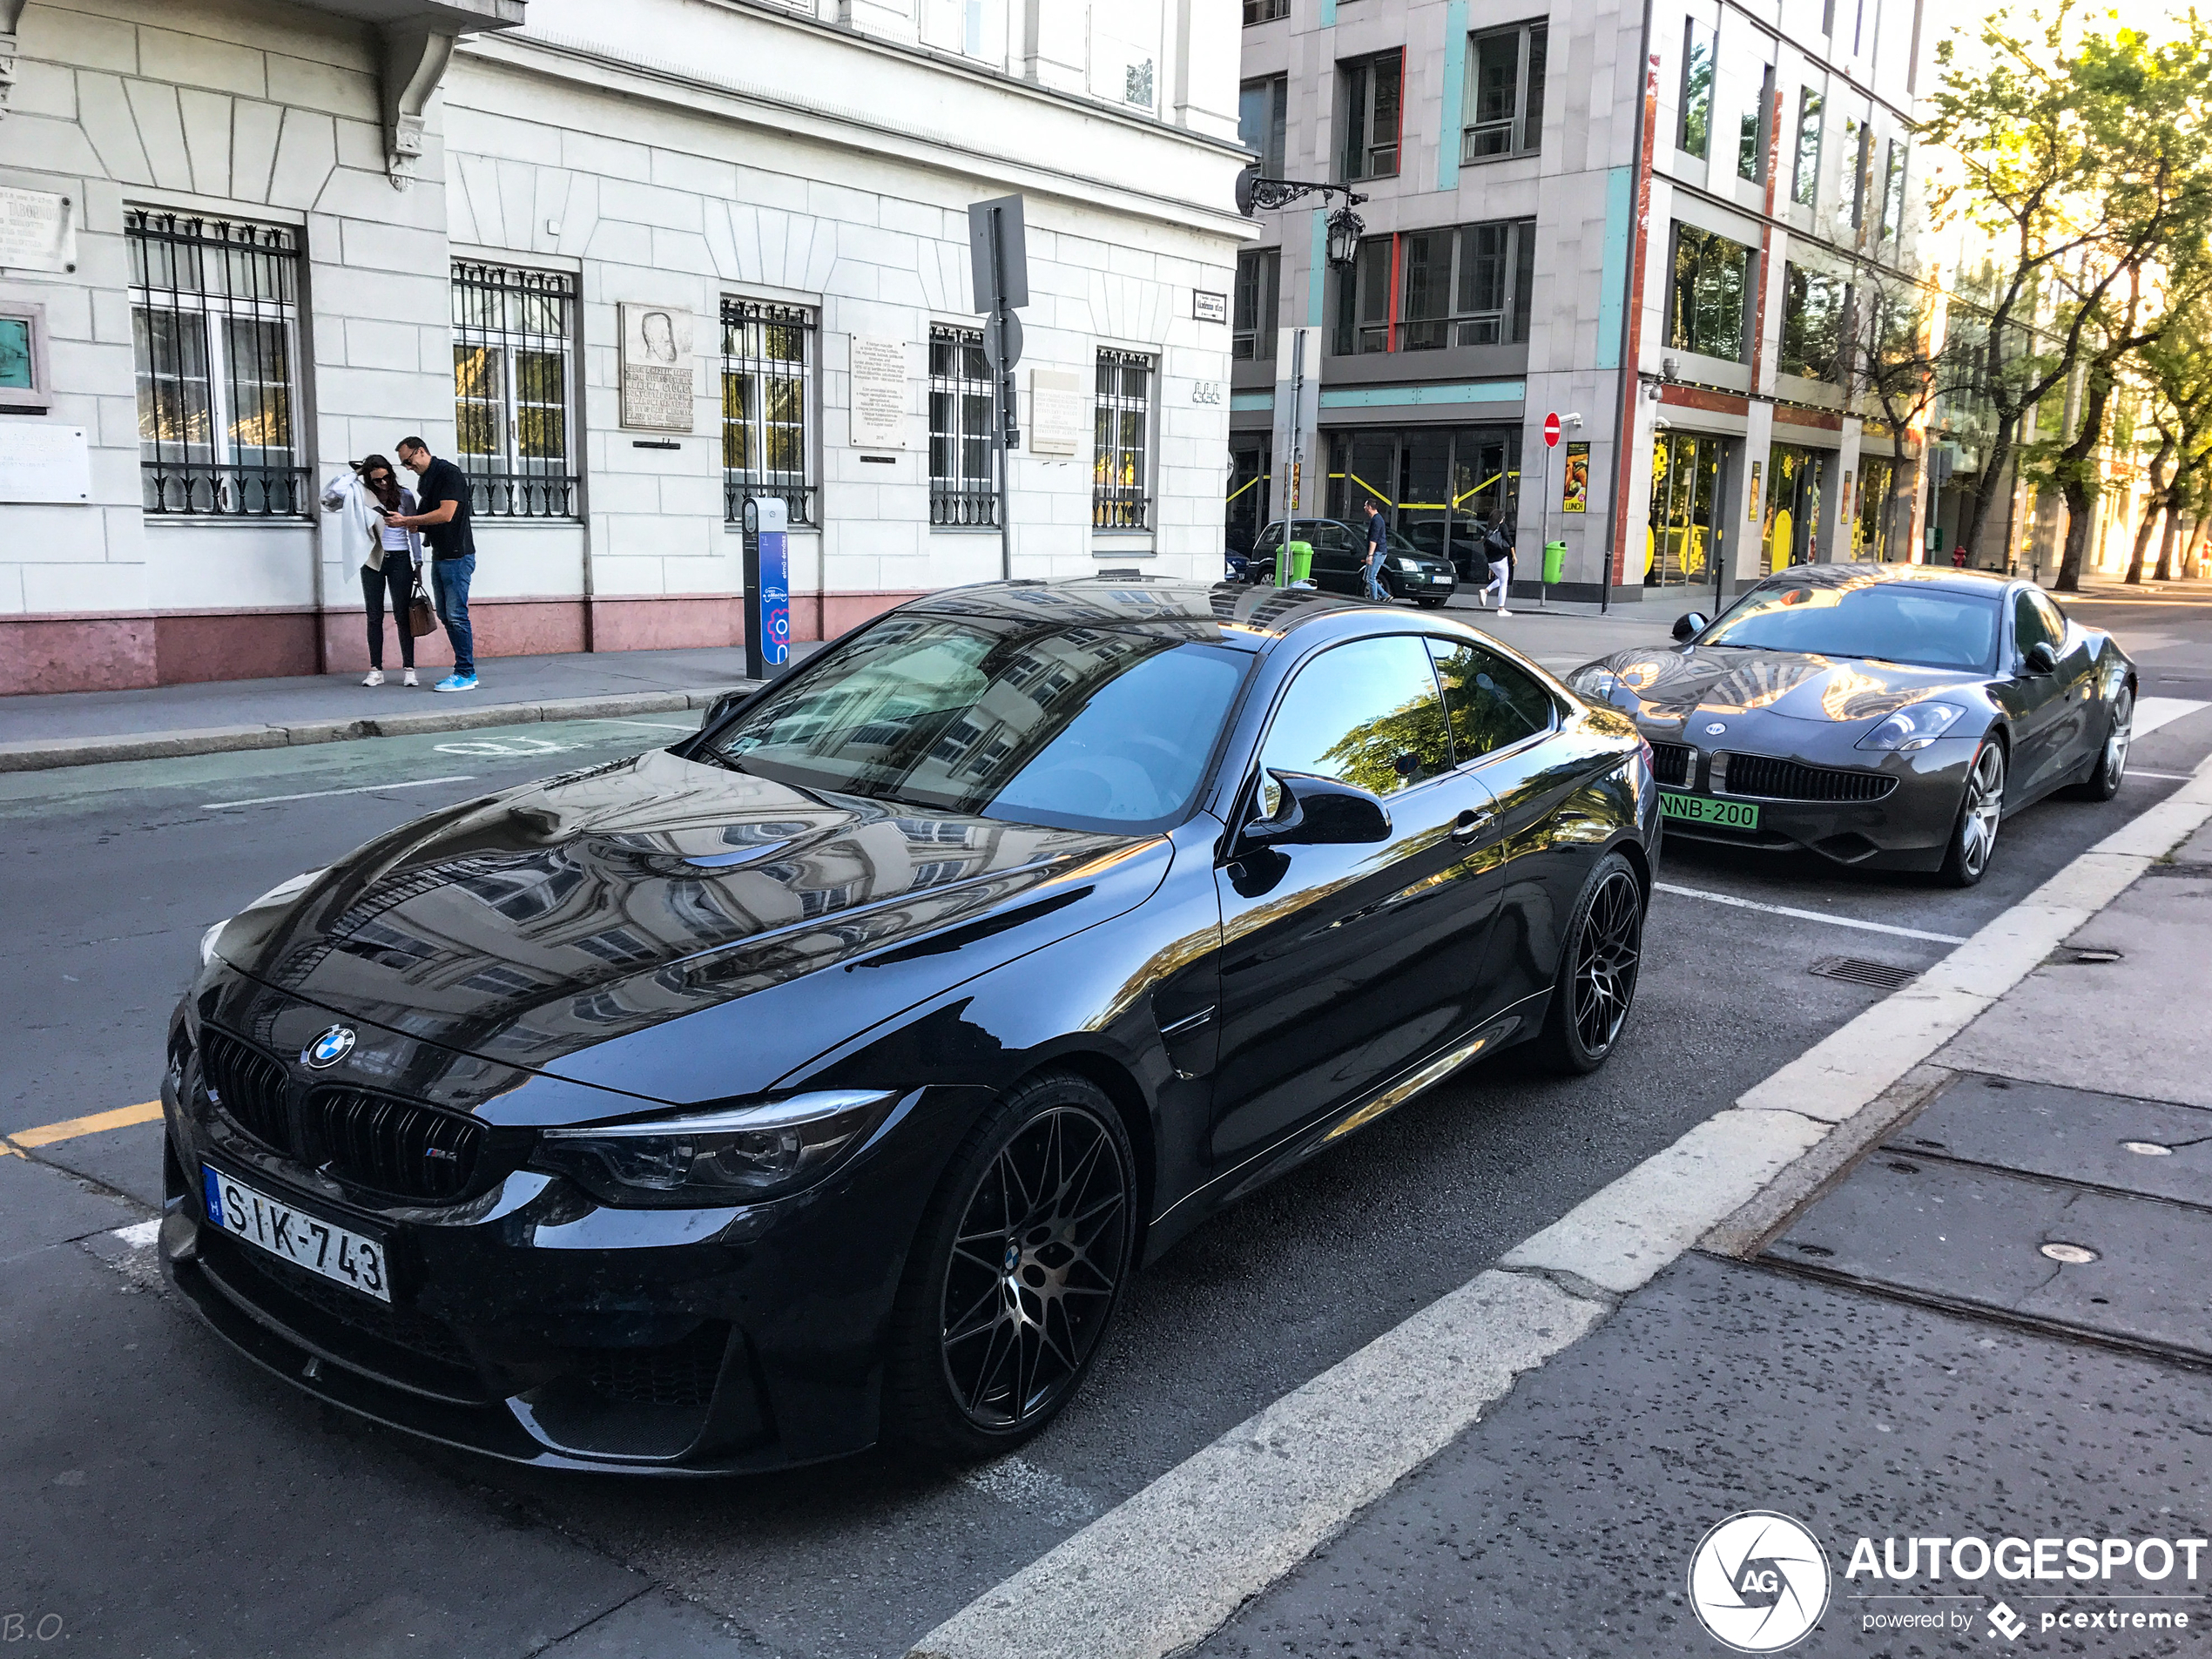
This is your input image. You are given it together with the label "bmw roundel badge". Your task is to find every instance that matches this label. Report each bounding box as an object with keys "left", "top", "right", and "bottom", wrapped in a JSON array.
[
  {"left": 302, "top": 1024, "right": 356, "bottom": 1069},
  {"left": 1704, "top": 721, "right": 1728, "bottom": 735}
]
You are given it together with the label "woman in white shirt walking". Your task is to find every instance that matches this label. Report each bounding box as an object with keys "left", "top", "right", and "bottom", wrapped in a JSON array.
[{"left": 322, "top": 454, "right": 426, "bottom": 686}]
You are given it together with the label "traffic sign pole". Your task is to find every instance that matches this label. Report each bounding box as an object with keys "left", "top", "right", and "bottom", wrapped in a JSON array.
[{"left": 1540, "top": 413, "right": 1561, "bottom": 611}]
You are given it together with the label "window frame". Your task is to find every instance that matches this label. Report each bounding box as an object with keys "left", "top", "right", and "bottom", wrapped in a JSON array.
[
  {"left": 1247, "top": 632, "right": 1456, "bottom": 819},
  {"left": 1238, "top": 75, "right": 1289, "bottom": 177},
  {"left": 1792, "top": 87, "right": 1824, "bottom": 207},
  {"left": 1462, "top": 21, "right": 1548, "bottom": 163},
  {"left": 1092, "top": 347, "right": 1155, "bottom": 532},
  {"left": 928, "top": 323, "right": 996, "bottom": 529},
  {"left": 0, "top": 298, "right": 51, "bottom": 414},
  {"left": 1399, "top": 219, "right": 1538, "bottom": 350},
  {"left": 1677, "top": 17, "right": 1716, "bottom": 158},
  {"left": 450, "top": 260, "right": 580, "bottom": 521},
  {"left": 719, "top": 296, "right": 817, "bottom": 529},
  {"left": 1233, "top": 246, "right": 1282, "bottom": 361},
  {"left": 126, "top": 207, "right": 307, "bottom": 519},
  {"left": 1777, "top": 262, "right": 1851, "bottom": 381},
  {"left": 1339, "top": 50, "right": 1405, "bottom": 181},
  {"left": 1426, "top": 635, "right": 1559, "bottom": 764},
  {"left": 1242, "top": 0, "right": 1290, "bottom": 24},
  {"left": 1664, "top": 222, "right": 1755, "bottom": 364},
  {"left": 1738, "top": 62, "right": 1775, "bottom": 183},
  {"left": 1881, "top": 140, "right": 1906, "bottom": 240}
]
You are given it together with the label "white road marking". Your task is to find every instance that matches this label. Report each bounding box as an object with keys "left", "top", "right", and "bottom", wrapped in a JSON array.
[
  {"left": 111, "top": 1219, "right": 160, "bottom": 1249},
  {"left": 2134, "top": 696, "right": 2209, "bottom": 738},
  {"left": 435, "top": 736, "right": 570, "bottom": 757},
  {"left": 2127, "top": 770, "right": 2196, "bottom": 782},
  {"left": 910, "top": 749, "right": 2212, "bottom": 1659},
  {"left": 604, "top": 719, "right": 698, "bottom": 732},
  {"left": 1653, "top": 881, "right": 1968, "bottom": 944},
  {"left": 204, "top": 774, "right": 476, "bottom": 810}
]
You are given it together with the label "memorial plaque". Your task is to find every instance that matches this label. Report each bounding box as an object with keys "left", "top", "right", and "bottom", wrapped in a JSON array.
[
  {"left": 0, "top": 188, "right": 75, "bottom": 274},
  {"left": 1029, "top": 368, "right": 1086, "bottom": 458},
  {"left": 848, "top": 335, "right": 909, "bottom": 450},
  {"left": 619, "top": 303, "right": 694, "bottom": 432},
  {"left": 0, "top": 420, "right": 90, "bottom": 502}
]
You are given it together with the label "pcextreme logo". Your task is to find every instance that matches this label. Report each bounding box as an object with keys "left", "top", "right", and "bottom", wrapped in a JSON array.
[{"left": 1688, "top": 1511, "right": 1832, "bottom": 1653}]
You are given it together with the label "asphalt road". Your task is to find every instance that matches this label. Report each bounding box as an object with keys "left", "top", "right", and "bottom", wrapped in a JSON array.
[{"left": 3, "top": 590, "right": 2208, "bottom": 1657}]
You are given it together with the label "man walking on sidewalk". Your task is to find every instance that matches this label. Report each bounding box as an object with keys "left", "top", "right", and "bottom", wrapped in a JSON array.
[
  {"left": 388, "top": 436, "right": 479, "bottom": 692},
  {"left": 1362, "top": 496, "right": 1392, "bottom": 604}
]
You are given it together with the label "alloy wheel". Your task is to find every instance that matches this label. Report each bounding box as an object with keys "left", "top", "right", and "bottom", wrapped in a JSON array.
[
  {"left": 2102, "top": 686, "right": 2134, "bottom": 790},
  {"left": 1959, "top": 741, "right": 2006, "bottom": 879},
  {"left": 1570, "top": 868, "right": 1643, "bottom": 1056},
  {"left": 939, "top": 1106, "right": 1129, "bottom": 1432}
]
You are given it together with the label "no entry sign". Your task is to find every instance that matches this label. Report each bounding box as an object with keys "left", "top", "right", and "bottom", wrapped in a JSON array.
[{"left": 1543, "top": 412, "right": 1561, "bottom": 448}]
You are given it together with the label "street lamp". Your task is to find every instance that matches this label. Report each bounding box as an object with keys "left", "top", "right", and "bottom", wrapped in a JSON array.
[{"left": 1235, "top": 164, "right": 1368, "bottom": 269}]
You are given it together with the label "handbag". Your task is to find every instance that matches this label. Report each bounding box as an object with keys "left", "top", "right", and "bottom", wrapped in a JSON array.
[{"left": 406, "top": 563, "right": 439, "bottom": 637}]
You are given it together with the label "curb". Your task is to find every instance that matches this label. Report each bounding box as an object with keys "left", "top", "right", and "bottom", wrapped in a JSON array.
[
  {"left": 907, "top": 752, "right": 2212, "bottom": 1659},
  {"left": 0, "top": 685, "right": 750, "bottom": 774}
]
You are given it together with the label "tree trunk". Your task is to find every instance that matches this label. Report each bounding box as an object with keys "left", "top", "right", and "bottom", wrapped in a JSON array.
[
  {"left": 2153, "top": 496, "right": 2182, "bottom": 582},
  {"left": 2054, "top": 376, "right": 2114, "bottom": 592},
  {"left": 2124, "top": 438, "right": 2174, "bottom": 585}
]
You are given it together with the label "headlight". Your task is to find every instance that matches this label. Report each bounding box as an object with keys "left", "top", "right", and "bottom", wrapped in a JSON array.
[
  {"left": 1395, "top": 556, "right": 1421, "bottom": 572},
  {"left": 1568, "top": 663, "right": 1625, "bottom": 700},
  {"left": 1856, "top": 702, "right": 1966, "bottom": 752},
  {"left": 532, "top": 1089, "right": 901, "bottom": 1208}
]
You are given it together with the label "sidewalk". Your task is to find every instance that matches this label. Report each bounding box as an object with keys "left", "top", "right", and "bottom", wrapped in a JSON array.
[
  {"left": 0, "top": 644, "right": 792, "bottom": 772},
  {"left": 0, "top": 596, "right": 1666, "bottom": 774},
  {"left": 1201, "top": 818, "right": 2212, "bottom": 1655}
]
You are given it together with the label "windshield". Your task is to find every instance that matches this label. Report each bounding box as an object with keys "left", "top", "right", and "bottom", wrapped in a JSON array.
[
  {"left": 698, "top": 614, "right": 1249, "bottom": 832},
  {"left": 1701, "top": 580, "right": 2001, "bottom": 672}
]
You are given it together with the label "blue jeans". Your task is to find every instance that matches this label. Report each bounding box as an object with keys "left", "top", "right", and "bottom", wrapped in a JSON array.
[
  {"left": 1365, "top": 556, "right": 1390, "bottom": 601},
  {"left": 431, "top": 554, "right": 475, "bottom": 676}
]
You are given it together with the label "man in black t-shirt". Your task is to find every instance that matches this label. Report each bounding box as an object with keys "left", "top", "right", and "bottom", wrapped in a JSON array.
[{"left": 389, "top": 436, "right": 478, "bottom": 691}]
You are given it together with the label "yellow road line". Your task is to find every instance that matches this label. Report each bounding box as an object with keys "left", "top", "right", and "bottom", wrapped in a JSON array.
[{"left": 5, "top": 1101, "right": 163, "bottom": 1154}]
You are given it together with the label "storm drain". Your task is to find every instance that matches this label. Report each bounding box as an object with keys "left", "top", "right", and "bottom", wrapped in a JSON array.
[{"left": 1808, "top": 955, "right": 1919, "bottom": 991}]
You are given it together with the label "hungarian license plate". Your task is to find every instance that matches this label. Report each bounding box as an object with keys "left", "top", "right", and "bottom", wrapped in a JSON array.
[
  {"left": 1659, "top": 791, "right": 1760, "bottom": 830},
  {"left": 202, "top": 1164, "right": 389, "bottom": 1303}
]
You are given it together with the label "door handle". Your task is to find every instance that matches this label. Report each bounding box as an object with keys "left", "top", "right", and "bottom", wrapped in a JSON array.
[{"left": 1452, "top": 807, "right": 1494, "bottom": 841}]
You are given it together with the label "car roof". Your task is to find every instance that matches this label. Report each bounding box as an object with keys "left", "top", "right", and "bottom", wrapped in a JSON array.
[
  {"left": 1751, "top": 563, "right": 2015, "bottom": 600},
  {"left": 902, "top": 576, "right": 1420, "bottom": 646}
]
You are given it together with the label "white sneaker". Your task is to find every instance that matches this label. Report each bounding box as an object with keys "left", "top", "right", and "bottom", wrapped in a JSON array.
[
  {"left": 362, "top": 669, "right": 384, "bottom": 687},
  {"left": 402, "top": 668, "right": 418, "bottom": 686},
  {"left": 1496, "top": 608, "right": 1514, "bottom": 617}
]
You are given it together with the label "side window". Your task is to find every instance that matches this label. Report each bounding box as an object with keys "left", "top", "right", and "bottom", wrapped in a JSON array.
[
  {"left": 1254, "top": 636, "right": 1453, "bottom": 813},
  {"left": 1255, "top": 523, "right": 1285, "bottom": 552},
  {"left": 2012, "top": 589, "right": 2059, "bottom": 661},
  {"left": 1429, "top": 639, "right": 1555, "bottom": 759},
  {"left": 2028, "top": 590, "right": 2068, "bottom": 648}
]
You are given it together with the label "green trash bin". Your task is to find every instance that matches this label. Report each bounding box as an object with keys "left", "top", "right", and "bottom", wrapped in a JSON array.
[
  {"left": 1542, "top": 540, "right": 1567, "bottom": 584},
  {"left": 1283, "top": 540, "right": 1314, "bottom": 586}
]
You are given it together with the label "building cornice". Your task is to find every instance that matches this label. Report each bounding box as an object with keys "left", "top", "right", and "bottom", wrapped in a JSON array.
[{"left": 460, "top": 16, "right": 1253, "bottom": 240}]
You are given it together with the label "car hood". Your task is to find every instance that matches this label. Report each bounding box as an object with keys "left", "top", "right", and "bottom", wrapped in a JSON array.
[
  {"left": 209, "top": 748, "right": 1170, "bottom": 1110},
  {"left": 1576, "top": 646, "right": 1988, "bottom": 727}
]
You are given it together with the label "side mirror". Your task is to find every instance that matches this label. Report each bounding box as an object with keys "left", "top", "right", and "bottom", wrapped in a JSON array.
[
  {"left": 701, "top": 687, "right": 755, "bottom": 728},
  {"left": 2024, "top": 641, "right": 2059, "bottom": 676},
  {"left": 1240, "top": 770, "right": 1393, "bottom": 851},
  {"left": 1672, "top": 612, "right": 1710, "bottom": 642}
]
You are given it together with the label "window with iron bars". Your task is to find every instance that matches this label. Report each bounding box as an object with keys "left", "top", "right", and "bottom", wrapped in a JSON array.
[
  {"left": 127, "top": 208, "right": 307, "bottom": 517},
  {"left": 1092, "top": 348, "right": 1153, "bottom": 531},
  {"left": 929, "top": 324, "right": 996, "bottom": 528},
  {"left": 451, "top": 263, "right": 579, "bottom": 519},
  {"left": 721, "top": 299, "right": 815, "bottom": 526}
]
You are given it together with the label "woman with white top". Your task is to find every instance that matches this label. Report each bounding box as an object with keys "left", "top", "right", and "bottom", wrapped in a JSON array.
[{"left": 321, "top": 454, "right": 427, "bottom": 686}]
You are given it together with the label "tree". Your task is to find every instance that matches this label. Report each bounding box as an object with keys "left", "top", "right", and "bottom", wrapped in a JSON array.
[
  {"left": 1919, "top": 5, "right": 2212, "bottom": 577},
  {"left": 1851, "top": 272, "right": 1947, "bottom": 563}
]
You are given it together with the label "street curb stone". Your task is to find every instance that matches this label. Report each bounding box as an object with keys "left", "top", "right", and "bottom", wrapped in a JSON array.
[{"left": 0, "top": 686, "right": 747, "bottom": 773}]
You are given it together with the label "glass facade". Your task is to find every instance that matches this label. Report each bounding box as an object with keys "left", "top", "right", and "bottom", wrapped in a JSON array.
[{"left": 1325, "top": 425, "right": 1521, "bottom": 575}]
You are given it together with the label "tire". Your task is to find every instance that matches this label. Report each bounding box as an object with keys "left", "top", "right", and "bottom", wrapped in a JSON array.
[
  {"left": 1937, "top": 736, "right": 2006, "bottom": 887},
  {"left": 881, "top": 1071, "right": 1136, "bottom": 1460},
  {"left": 1529, "top": 852, "right": 1646, "bottom": 1074},
  {"left": 2065, "top": 682, "right": 2133, "bottom": 801}
]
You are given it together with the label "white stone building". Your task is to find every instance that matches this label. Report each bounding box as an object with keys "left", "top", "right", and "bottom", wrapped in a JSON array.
[
  {"left": 1229, "top": 0, "right": 1932, "bottom": 603},
  {"left": 0, "top": 0, "right": 1248, "bottom": 694}
]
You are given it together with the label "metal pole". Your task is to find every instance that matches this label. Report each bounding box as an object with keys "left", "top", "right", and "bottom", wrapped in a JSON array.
[
  {"left": 989, "top": 207, "right": 1013, "bottom": 582},
  {"left": 1284, "top": 328, "right": 1304, "bottom": 584},
  {"left": 1540, "top": 441, "right": 1553, "bottom": 610}
]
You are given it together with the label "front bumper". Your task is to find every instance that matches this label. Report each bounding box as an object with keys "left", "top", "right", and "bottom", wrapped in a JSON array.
[
  {"left": 158, "top": 1044, "right": 976, "bottom": 1475},
  {"left": 1645, "top": 735, "right": 1976, "bottom": 870}
]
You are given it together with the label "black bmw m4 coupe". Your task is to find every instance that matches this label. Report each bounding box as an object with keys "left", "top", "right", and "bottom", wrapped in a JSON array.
[{"left": 163, "top": 578, "right": 1658, "bottom": 1473}]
